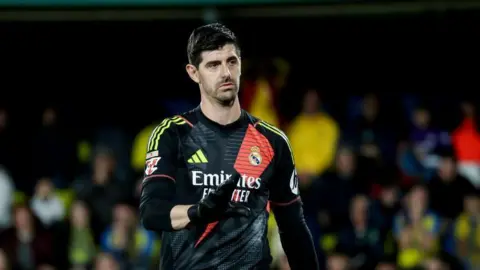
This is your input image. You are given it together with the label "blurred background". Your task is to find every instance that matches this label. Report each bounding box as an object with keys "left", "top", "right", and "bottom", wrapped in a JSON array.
[{"left": 1, "top": 0, "right": 480, "bottom": 269}]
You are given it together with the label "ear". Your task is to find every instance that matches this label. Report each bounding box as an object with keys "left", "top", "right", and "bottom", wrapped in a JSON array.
[
  {"left": 186, "top": 64, "right": 200, "bottom": 84},
  {"left": 238, "top": 57, "right": 242, "bottom": 76}
]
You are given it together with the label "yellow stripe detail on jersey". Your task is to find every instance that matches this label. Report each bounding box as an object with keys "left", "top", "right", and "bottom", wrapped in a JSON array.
[
  {"left": 258, "top": 121, "right": 295, "bottom": 163},
  {"left": 148, "top": 116, "right": 186, "bottom": 151},
  {"left": 147, "top": 118, "right": 168, "bottom": 150},
  {"left": 187, "top": 149, "right": 208, "bottom": 164}
]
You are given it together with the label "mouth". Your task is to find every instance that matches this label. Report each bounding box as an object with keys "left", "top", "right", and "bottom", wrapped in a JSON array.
[{"left": 220, "top": 83, "right": 234, "bottom": 87}]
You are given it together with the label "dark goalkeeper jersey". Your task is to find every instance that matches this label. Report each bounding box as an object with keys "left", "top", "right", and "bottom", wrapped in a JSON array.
[{"left": 142, "top": 107, "right": 300, "bottom": 270}]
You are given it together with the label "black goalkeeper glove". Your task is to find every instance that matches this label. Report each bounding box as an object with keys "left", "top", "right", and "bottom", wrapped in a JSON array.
[{"left": 187, "top": 170, "right": 251, "bottom": 224}]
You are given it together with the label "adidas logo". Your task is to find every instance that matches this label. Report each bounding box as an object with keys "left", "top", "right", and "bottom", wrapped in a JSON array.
[{"left": 187, "top": 149, "right": 208, "bottom": 164}]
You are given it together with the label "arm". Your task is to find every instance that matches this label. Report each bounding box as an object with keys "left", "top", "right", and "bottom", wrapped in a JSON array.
[
  {"left": 139, "top": 118, "right": 192, "bottom": 232},
  {"left": 140, "top": 179, "right": 193, "bottom": 231},
  {"left": 268, "top": 134, "right": 319, "bottom": 270}
]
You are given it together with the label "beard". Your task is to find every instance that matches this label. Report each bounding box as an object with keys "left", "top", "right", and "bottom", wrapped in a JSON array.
[{"left": 206, "top": 83, "right": 239, "bottom": 107}]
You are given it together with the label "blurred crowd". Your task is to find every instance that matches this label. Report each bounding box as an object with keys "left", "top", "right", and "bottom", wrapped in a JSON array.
[{"left": 1, "top": 61, "right": 480, "bottom": 270}]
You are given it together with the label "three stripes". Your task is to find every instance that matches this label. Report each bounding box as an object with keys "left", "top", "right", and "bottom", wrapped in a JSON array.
[
  {"left": 187, "top": 149, "right": 208, "bottom": 164},
  {"left": 147, "top": 116, "right": 186, "bottom": 151}
]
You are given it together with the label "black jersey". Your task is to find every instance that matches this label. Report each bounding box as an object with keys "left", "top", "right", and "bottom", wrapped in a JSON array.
[{"left": 142, "top": 107, "right": 300, "bottom": 270}]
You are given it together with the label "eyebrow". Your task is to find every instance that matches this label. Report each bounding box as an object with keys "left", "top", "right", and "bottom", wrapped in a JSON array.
[
  {"left": 205, "top": 60, "right": 221, "bottom": 67},
  {"left": 227, "top": 56, "right": 238, "bottom": 62},
  {"left": 205, "top": 55, "right": 239, "bottom": 66}
]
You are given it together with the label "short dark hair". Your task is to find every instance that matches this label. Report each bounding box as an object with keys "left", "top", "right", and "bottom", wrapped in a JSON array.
[{"left": 187, "top": 23, "right": 240, "bottom": 67}]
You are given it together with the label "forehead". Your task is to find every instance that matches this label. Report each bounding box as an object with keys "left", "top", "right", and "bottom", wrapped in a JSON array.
[
  {"left": 411, "top": 186, "right": 426, "bottom": 195},
  {"left": 200, "top": 44, "right": 239, "bottom": 63},
  {"left": 353, "top": 196, "right": 368, "bottom": 205}
]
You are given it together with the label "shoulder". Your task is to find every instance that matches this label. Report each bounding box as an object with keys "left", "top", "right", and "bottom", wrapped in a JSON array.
[
  {"left": 250, "top": 116, "right": 293, "bottom": 157},
  {"left": 147, "top": 114, "right": 192, "bottom": 151},
  {"left": 254, "top": 120, "right": 290, "bottom": 146},
  {"left": 455, "top": 213, "right": 468, "bottom": 225},
  {"left": 150, "top": 115, "right": 190, "bottom": 136},
  {"left": 178, "top": 108, "right": 198, "bottom": 126},
  {"left": 323, "top": 114, "right": 340, "bottom": 131}
]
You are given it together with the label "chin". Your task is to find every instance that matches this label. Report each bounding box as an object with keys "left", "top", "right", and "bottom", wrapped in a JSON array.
[{"left": 216, "top": 93, "right": 237, "bottom": 106}]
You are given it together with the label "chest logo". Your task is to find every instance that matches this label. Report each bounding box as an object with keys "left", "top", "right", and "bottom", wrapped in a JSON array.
[
  {"left": 248, "top": 146, "right": 262, "bottom": 166},
  {"left": 187, "top": 149, "right": 208, "bottom": 164}
]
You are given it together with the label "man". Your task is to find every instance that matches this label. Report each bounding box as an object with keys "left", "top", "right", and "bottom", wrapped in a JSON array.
[{"left": 139, "top": 23, "right": 318, "bottom": 270}]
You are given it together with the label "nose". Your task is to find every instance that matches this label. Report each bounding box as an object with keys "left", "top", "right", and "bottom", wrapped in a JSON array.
[{"left": 220, "top": 62, "right": 232, "bottom": 79}]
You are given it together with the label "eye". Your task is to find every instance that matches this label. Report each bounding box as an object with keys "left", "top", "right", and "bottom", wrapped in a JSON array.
[{"left": 207, "top": 62, "right": 220, "bottom": 69}]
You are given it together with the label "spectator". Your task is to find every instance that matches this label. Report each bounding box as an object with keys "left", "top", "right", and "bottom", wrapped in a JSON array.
[
  {"left": 269, "top": 215, "right": 289, "bottom": 270},
  {"left": 312, "top": 146, "right": 363, "bottom": 231},
  {"left": 373, "top": 183, "right": 401, "bottom": 233},
  {"left": 371, "top": 183, "right": 401, "bottom": 260},
  {"left": 349, "top": 94, "right": 394, "bottom": 179},
  {"left": 241, "top": 59, "right": 283, "bottom": 128},
  {"left": 399, "top": 106, "right": 450, "bottom": 180},
  {"left": 409, "top": 106, "right": 450, "bottom": 171},
  {"left": 92, "top": 128, "right": 132, "bottom": 184},
  {"left": 0, "top": 206, "right": 54, "bottom": 270},
  {"left": 100, "top": 204, "right": 157, "bottom": 270},
  {"left": 73, "top": 148, "right": 131, "bottom": 242},
  {"left": 452, "top": 101, "right": 480, "bottom": 187},
  {"left": 32, "top": 106, "right": 76, "bottom": 188},
  {"left": 393, "top": 185, "right": 441, "bottom": 269},
  {"left": 337, "top": 195, "right": 383, "bottom": 270},
  {"left": 287, "top": 89, "right": 339, "bottom": 188},
  {"left": 428, "top": 154, "right": 477, "bottom": 221},
  {"left": 30, "top": 177, "right": 65, "bottom": 228},
  {"left": 453, "top": 190, "right": 480, "bottom": 269},
  {"left": 68, "top": 200, "right": 96, "bottom": 270},
  {"left": 0, "top": 167, "right": 14, "bottom": 230}
]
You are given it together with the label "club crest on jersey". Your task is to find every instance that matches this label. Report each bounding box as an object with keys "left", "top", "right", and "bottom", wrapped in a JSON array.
[
  {"left": 145, "top": 157, "right": 161, "bottom": 175},
  {"left": 248, "top": 146, "right": 262, "bottom": 166}
]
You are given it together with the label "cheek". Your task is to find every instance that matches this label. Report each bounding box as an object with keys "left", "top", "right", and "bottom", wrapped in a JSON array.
[
  {"left": 198, "top": 72, "right": 211, "bottom": 85},
  {"left": 231, "top": 67, "right": 241, "bottom": 78}
]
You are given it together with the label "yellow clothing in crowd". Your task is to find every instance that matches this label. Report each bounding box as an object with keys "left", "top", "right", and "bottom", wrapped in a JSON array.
[
  {"left": 287, "top": 112, "right": 339, "bottom": 176},
  {"left": 248, "top": 79, "right": 279, "bottom": 127},
  {"left": 131, "top": 124, "right": 156, "bottom": 172},
  {"left": 394, "top": 212, "right": 441, "bottom": 268},
  {"left": 454, "top": 213, "right": 480, "bottom": 267}
]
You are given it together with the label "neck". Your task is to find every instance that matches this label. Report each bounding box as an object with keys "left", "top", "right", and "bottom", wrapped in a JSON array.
[
  {"left": 354, "top": 220, "right": 366, "bottom": 230},
  {"left": 338, "top": 170, "right": 352, "bottom": 178},
  {"left": 200, "top": 95, "right": 242, "bottom": 126},
  {"left": 18, "top": 229, "right": 33, "bottom": 242}
]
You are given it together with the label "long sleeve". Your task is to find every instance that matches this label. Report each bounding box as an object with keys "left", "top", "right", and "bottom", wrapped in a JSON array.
[
  {"left": 268, "top": 129, "right": 319, "bottom": 270},
  {"left": 139, "top": 118, "right": 181, "bottom": 232}
]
